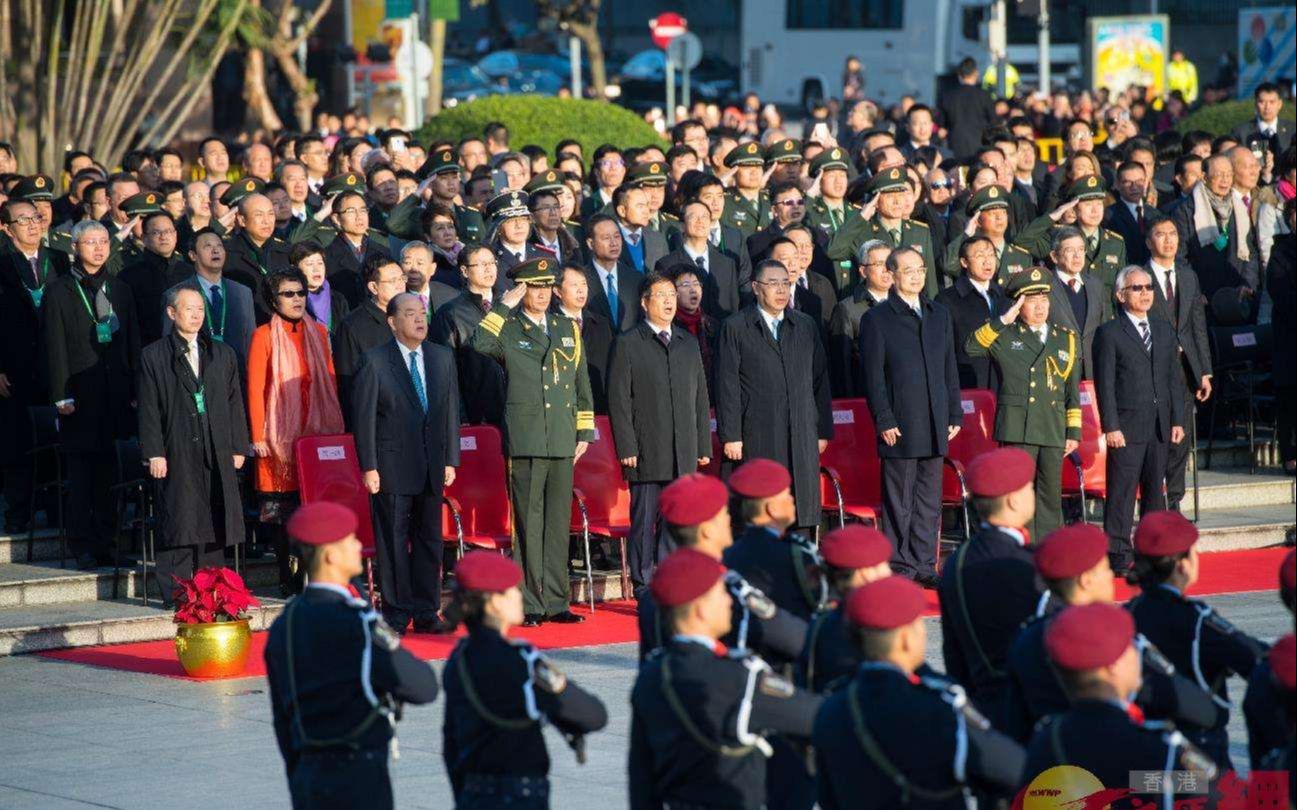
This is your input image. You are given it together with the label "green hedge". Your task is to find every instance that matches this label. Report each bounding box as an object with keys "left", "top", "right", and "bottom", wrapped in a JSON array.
[
  {"left": 1175, "top": 99, "right": 1295, "bottom": 137},
  {"left": 416, "top": 96, "right": 664, "bottom": 166}
]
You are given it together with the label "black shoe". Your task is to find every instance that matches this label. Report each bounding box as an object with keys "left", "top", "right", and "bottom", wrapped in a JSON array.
[
  {"left": 413, "top": 616, "right": 454, "bottom": 635},
  {"left": 75, "top": 552, "right": 98, "bottom": 570},
  {"left": 384, "top": 614, "right": 411, "bottom": 635},
  {"left": 547, "top": 610, "right": 586, "bottom": 624},
  {"left": 522, "top": 613, "right": 545, "bottom": 627},
  {"left": 914, "top": 571, "right": 940, "bottom": 589}
]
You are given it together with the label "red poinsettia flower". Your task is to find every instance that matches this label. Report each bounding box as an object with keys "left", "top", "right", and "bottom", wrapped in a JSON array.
[{"left": 172, "top": 566, "right": 260, "bottom": 624}]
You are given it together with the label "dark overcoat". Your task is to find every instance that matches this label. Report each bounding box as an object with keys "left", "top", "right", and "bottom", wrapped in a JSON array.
[{"left": 0, "top": 247, "right": 68, "bottom": 463}]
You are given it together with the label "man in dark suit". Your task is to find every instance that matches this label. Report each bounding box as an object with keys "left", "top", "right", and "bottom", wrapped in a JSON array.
[
  {"left": 716, "top": 259, "right": 833, "bottom": 531},
  {"left": 222, "top": 193, "right": 290, "bottom": 323},
  {"left": 655, "top": 199, "right": 742, "bottom": 319},
  {"left": 431, "top": 244, "right": 505, "bottom": 426},
  {"left": 1093, "top": 266, "right": 1185, "bottom": 573},
  {"left": 584, "top": 214, "right": 642, "bottom": 333},
  {"left": 1047, "top": 227, "right": 1111, "bottom": 380},
  {"left": 772, "top": 231, "right": 837, "bottom": 338},
  {"left": 1230, "top": 82, "right": 1293, "bottom": 153},
  {"left": 164, "top": 229, "right": 256, "bottom": 373},
  {"left": 935, "top": 234, "right": 1006, "bottom": 389},
  {"left": 680, "top": 173, "right": 754, "bottom": 293},
  {"left": 860, "top": 247, "right": 963, "bottom": 586},
  {"left": 607, "top": 271, "right": 712, "bottom": 593},
  {"left": 1103, "top": 161, "right": 1161, "bottom": 266},
  {"left": 938, "top": 58, "right": 998, "bottom": 160},
  {"left": 118, "top": 211, "right": 192, "bottom": 345},
  {"left": 324, "top": 189, "right": 392, "bottom": 308},
  {"left": 554, "top": 263, "right": 615, "bottom": 414},
  {"left": 1145, "top": 218, "right": 1212, "bottom": 512},
  {"left": 353, "top": 292, "right": 460, "bottom": 634},
  {"left": 333, "top": 256, "right": 410, "bottom": 428},
  {"left": 828, "top": 240, "right": 893, "bottom": 397},
  {"left": 613, "top": 185, "right": 668, "bottom": 274},
  {"left": 1171, "top": 155, "right": 1262, "bottom": 306}
]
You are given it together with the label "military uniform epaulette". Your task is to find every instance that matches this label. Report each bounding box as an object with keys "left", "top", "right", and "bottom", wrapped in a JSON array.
[
  {"left": 1105, "top": 229, "right": 1124, "bottom": 241},
  {"left": 1008, "top": 244, "right": 1031, "bottom": 254},
  {"left": 660, "top": 212, "right": 680, "bottom": 222},
  {"left": 910, "top": 219, "right": 929, "bottom": 229}
]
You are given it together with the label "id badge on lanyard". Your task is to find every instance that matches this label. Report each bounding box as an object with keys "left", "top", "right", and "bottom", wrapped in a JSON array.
[
  {"left": 95, "top": 321, "right": 113, "bottom": 344},
  {"left": 194, "top": 387, "right": 207, "bottom": 415}
]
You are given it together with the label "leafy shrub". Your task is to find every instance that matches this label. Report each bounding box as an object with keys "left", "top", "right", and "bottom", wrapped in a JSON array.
[{"left": 1175, "top": 99, "right": 1294, "bottom": 137}]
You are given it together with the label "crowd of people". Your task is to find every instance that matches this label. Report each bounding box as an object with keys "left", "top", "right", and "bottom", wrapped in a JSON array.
[{"left": 0, "top": 55, "right": 1294, "bottom": 808}]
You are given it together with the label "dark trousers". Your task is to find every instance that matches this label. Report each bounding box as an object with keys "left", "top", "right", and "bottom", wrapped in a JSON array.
[
  {"left": 1104, "top": 439, "right": 1168, "bottom": 570},
  {"left": 1278, "top": 384, "right": 1296, "bottom": 466},
  {"left": 2, "top": 464, "right": 32, "bottom": 527},
  {"left": 155, "top": 543, "right": 226, "bottom": 604},
  {"left": 290, "top": 749, "right": 392, "bottom": 810},
  {"left": 371, "top": 485, "right": 444, "bottom": 625},
  {"left": 628, "top": 481, "right": 674, "bottom": 592},
  {"left": 1005, "top": 443, "right": 1064, "bottom": 539},
  {"left": 509, "top": 457, "right": 574, "bottom": 616},
  {"left": 66, "top": 450, "right": 117, "bottom": 560},
  {"left": 1165, "top": 385, "right": 1196, "bottom": 509},
  {"left": 880, "top": 456, "right": 943, "bottom": 578},
  {"left": 457, "top": 774, "right": 550, "bottom": 810}
]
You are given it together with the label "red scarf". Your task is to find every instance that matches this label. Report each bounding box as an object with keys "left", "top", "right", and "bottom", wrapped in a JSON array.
[
  {"left": 266, "top": 314, "right": 344, "bottom": 461},
  {"left": 674, "top": 308, "right": 712, "bottom": 369}
]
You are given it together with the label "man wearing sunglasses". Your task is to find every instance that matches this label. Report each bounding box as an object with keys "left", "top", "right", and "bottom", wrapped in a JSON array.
[{"left": 1092, "top": 266, "right": 1185, "bottom": 574}]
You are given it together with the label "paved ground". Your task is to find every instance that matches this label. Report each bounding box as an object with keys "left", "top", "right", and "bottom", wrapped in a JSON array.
[{"left": 0, "top": 590, "right": 1286, "bottom": 810}]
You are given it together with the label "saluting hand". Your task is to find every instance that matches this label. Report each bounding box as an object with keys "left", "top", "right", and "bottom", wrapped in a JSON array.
[
  {"left": 963, "top": 214, "right": 978, "bottom": 237},
  {"left": 861, "top": 196, "right": 878, "bottom": 221},
  {"left": 1049, "top": 198, "right": 1079, "bottom": 223},
  {"left": 218, "top": 207, "right": 239, "bottom": 230},
  {"left": 500, "top": 282, "right": 527, "bottom": 309},
  {"left": 1000, "top": 295, "right": 1025, "bottom": 325}
]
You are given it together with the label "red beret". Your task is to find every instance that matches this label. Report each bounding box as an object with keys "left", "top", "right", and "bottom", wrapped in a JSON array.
[
  {"left": 1045, "top": 603, "right": 1135, "bottom": 671},
  {"left": 728, "top": 458, "right": 792, "bottom": 499},
  {"left": 966, "top": 447, "right": 1035, "bottom": 497},
  {"left": 1281, "top": 550, "right": 1295, "bottom": 593},
  {"left": 650, "top": 548, "right": 726, "bottom": 608},
  {"left": 286, "top": 502, "right": 358, "bottom": 546},
  {"left": 821, "top": 525, "right": 893, "bottom": 570},
  {"left": 1035, "top": 523, "right": 1109, "bottom": 580},
  {"left": 1270, "top": 634, "right": 1295, "bottom": 691},
  {"left": 455, "top": 551, "right": 523, "bottom": 592},
  {"left": 660, "top": 473, "right": 729, "bottom": 527},
  {"left": 1133, "top": 510, "right": 1198, "bottom": 557},
  {"left": 844, "top": 575, "right": 927, "bottom": 630}
]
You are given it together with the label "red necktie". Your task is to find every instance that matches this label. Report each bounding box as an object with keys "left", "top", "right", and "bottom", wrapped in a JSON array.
[
  {"left": 1069, "top": 279, "right": 1079, "bottom": 292},
  {"left": 1243, "top": 194, "right": 1251, "bottom": 212}
]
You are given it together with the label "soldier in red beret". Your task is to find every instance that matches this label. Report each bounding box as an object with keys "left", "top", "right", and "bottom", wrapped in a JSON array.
[
  {"left": 1023, "top": 602, "right": 1217, "bottom": 798},
  {"left": 441, "top": 551, "right": 608, "bottom": 806},
  {"left": 264, "top": 502, "right": 441, "bottom": 810},
  {"left": 1003, "top": 523, "right": 1217, "bottom": 743},
  {"left": 1251, "top": 634, "right": 1296, "bottom": 783},
  {"left": 1242, "top": 549, "right": 1295, "bottom": 770},
  {"left": 629, "top": 548, "right": 823, "bottom": 810},
  {"left": 813, "top": 575, "right": 1026, "bottom": 808},
  {"left": 936, "top": 446, "right": 1045, "bottom": 727},
  {"left": 1126, "top": 510, "right": 1267, "bottom": 771}
]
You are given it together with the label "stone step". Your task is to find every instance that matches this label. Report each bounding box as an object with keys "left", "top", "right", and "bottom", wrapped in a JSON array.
[
  {"left": 0, "top": 530, "right": 64, "bottom": 564},
  {"left": 0, "top": 598, "right": 286, "bottom": 656},
  {"left": 0, "top": 558, "right": 282, "bottom": 608},
  {"left": 1189, "top": 469, "right": 1295, "bottom": 511},
  {"left": 1192, "top": 503, "right": 1296, "bottom": 552}
]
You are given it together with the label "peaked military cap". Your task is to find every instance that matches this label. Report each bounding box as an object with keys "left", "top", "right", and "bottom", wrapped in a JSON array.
[
  {"left": 1005, "top": 265, "right": 1053, "bottom": 298},
  {"left": 10, "top": 174, "right": 55, "bottom": 202},
  {"left": 523, "top": 169, "right": 565, "bottom": 196},
  {"left": 416, "top": 148, "right": 461, "bottom": 180},
  {"left": 723, "top": 141, "right": 766, "bottom": 168},
  {"left": 808, "top": 147, "right": 851, "bottom": 178},
  {"left": 866, "top": 166, "right": 909, "bottom": 195},
  {"left": 966, "top": 185, "right": 1010, "bottom": 217},
  {"left": 319, "top": 172, "right": 364, "bottom": 199},
  {"left": 625, "top": 161, "right": 669, "bottom": 187},
  {"left": 1065, "top": 174, "right": 1107, "bottom": 203},
  {"left": 220, "top": 177, "right": 266, "bottom": 207},
  {"left": 485, "top": 189, "right": 531, "bottom": 221},
  {"left": 765, "top": 138, "right": 803, "bottom": 164},
  {"left": 120, "top": 191, "right": 165, "bottom": 217},
  {"left": 507, "top": 256, "right": 556, "bottom": 286}
]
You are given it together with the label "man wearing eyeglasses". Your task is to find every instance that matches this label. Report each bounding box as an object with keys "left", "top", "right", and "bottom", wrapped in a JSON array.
[
  {"left": 828, "top": 239, "right": 892, "bottom": 397},
  {"left": 119, "top": 211, "right": 192, "bottom": 346},
  {"left": 324, "top": 186, "right": 393, "bottom": 309},
  {"left": 1093, "top": 266, "right": 1185, "bottom": 574},
  {"left": 747, "top": 182, "right": 810, "bottom": 263},
  {"left": 827, "top": 168, "right": 937, "bottom": 299}
]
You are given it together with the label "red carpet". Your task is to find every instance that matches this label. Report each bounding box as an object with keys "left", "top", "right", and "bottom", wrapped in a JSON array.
[{"left": 35, "top": 548, "right": 1288, "bottom": 681}]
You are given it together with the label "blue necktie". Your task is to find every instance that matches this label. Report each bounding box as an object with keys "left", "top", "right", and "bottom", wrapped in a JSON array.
[
  {"left": 409, "top": 350, "right": 427, "bottom": 412},
  {"left": 209, "top": 284, "right": 224, "bottom": 336},
  {"left": 605, "top": 272, "right": 620, "bottom": 322}
]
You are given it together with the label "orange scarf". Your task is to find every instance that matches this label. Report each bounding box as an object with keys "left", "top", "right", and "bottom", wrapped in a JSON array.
[{"left": 265, "top": 314, "right": 344, "bottom": 462}]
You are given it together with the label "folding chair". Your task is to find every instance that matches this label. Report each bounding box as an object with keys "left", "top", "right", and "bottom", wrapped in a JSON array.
[
  {"left": 819, "top": 399, "right": 880, "bottom": 528},
  {"left": 294, "top": 434, "right": 377, "bottom": 603},
  {"left": 1204, "top": 323, "right": 1273, "bottom": 473},
  {"left": 569, "top": 416, "right": 631, "bottom": 609},
  {"left": 1061, "top": 380, "right": 1107, "bottom": 522},
  {"left": 442, "top": 425, "right": 514, "bottom": 559},
  {"left": 25, "top": 406, "right": 68, "bottom": 566},
  {"left": 108, "top": 438, "right": 155, "bottom": 603},
  {"left": 942, "top": 389, "right": 999, "bottom": 541}
]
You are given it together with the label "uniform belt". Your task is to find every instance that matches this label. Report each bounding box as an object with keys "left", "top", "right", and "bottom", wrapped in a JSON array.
[
  {"left": 461, "top": 773, "right": 550, "bottom": 798},
  {"left": 298, "top": 746, "right": 387, "bottom": 761}
]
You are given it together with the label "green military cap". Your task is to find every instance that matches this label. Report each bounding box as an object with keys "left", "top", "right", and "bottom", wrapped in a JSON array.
[
  {"left": 1065, "top": 174, "right": 1107, "bottom": 203},
  {"left": 484, "top": 189, "right": 531, "bottom": 222},
  {"left": 220, "top": 177, "right": 266, "bottom": 207},
  {"left": 808, "top": 147, "right": 851, "bottom": 178},
  {"left": 625, "top": 161, "right": 669, "bottom": 187},
  {"left": 765, "top": 138, "right": 803, "bottom": 164},
  {"left": 10, "top": 174, "right": 55, "bottom": 202},
  {"left": 508, "top": 257, "right": 557, "bottom": 287},
  {"left": 319, "top": 172, "right": 364, "bottom": 199},
  {"left": 523, "top": 169, "right": 565, "bottom": 196},
  {"left": 120, "top": 191, "right": 164, "bottom": 217},
  {"left": 966, "top": 185, "right": 1011, "bottom": 217},
  {"left": 416, "top": 148, "right": 460, "bottom": 181},
  {"left": 723, "top": 141, "right": 766, "bottom": 168},
  {"left": 866, "top": 166, "right": 909, "bottom": 195},
  {"left": 1005, "top": 265, "right": 1053, "bottom": 299}
]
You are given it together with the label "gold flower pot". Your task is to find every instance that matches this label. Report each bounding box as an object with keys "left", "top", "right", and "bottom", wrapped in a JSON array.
[{"left": 174, "top": 619, "right": 252, "bottom": 678}]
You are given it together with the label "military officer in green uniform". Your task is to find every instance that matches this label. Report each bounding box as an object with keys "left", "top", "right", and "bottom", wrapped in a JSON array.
[
  {"left": 943, "top": 186, "right": 1035, "bottom": 286},
  {"left": 8, "top": 175, "right": 73, "bottom": 255},
  {"left": 966, "top": 267, "right": 1082, "bottom": 538},
  {"left": 720, "top": 141, "right": 771, "bottom": 237},
  {"left": 805, "top": 147, "right": 859, "bottom": 294},
  {"left": 1014, "top": 175, "right": 1126, "bottom": 293},
  {"left": 765, "top": 137, "right": 803, "bottom": 185},
  {"left": 288, "top": 172, "right": 391, "bottom": 249},
  {"left": 386, "top": 149, "right": 484, "bottom": 245},
  {"left": 472, "top": 258, "right": 595, "bottom": 627},
  {"left": 103, "top": 190, "right": 164, "bottom": 275},
  {"left": 624, "top": 160, "right": 679, "bottom": 238},
  {"left": 826, "top": 166, "right": 937, "bottom": 298}
]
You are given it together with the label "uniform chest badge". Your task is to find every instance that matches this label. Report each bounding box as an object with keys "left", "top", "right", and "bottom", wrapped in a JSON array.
[
  {"left": 561, "top": 336, "right": 575, "bottom": 348},
  {"left": 519, "top": 340, "right": 532, "bottom": 349},
  {"left": 1057, "top": 350, "right": 1070, "bottom": 361},
  {"left": 1010, "top": 340, "right": 1025, "bottom": 350},
  {"left": 1105, "top": 255, "right": 1118, "bottom": 264}
]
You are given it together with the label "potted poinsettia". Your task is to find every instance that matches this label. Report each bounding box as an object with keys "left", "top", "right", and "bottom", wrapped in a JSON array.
[{"left": 172, "top": 567, "right": 260, "bottom": 678}]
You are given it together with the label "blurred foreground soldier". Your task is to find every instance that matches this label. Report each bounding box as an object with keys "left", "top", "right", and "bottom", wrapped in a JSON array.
[
  {"left": 473, "top": 258, "right": 594, "bottom": 626},
  {"left": 1003, "top": 524, "right": 1220, "bottom": 743},
  {"left": 1249, "top": 634, "right": 1295, "bottom": 784},
  {"left": 1021, "top": 602, "right": 1217, "bottom": 797},
  {"left": 796, "top": 525, "right": 893, "bottom": 693},
  {"left": 965, "top": 268, "right": 1080, "bottom": 537},
  {"left": 629, "top": 546, "right": 823, "bottom": 810},
  {"left": 813, "top": 576, "right": 1025, "bottom": 809},
  {"left": 442, "top": 552, "right": 608, "bottom": 808},
  {"left": 265, "top": 502, "right": 440, "bottom": 810},
  {"left": 937, "top": 448, "right": 1044, "bottom": 724},
  {"left": 137, "top": 287, "right": 249, "bottom": 604},
  {"left": 1126, "top": 511, "right": 1267, "bottom": 770},
  {"left": 1242, "top": 550, "right": 1295, "bottom": 769}
]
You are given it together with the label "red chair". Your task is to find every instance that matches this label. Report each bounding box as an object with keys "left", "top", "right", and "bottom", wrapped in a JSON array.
[
  {"left": 942, "top": 389, "right": 1000, "bottom": 540},
  {"left": 819, "top": 399, "right": 880, "bottom": 528},
  {"left": 1061, "top": 380, "right": 1107, "bottom": 520},
  {"left": 570, "top": 416, "right": 631, "bottom": 608},
  {"left": 295, "top": 434, "right": 376, "bottom": 600},
  {"left": 442, "top": 425, "right": 514, "bottom": 560}
]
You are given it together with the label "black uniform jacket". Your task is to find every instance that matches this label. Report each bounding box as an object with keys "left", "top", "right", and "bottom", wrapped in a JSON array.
[{"left": 432, "top": 291, "right": 506, "bottom": 426}]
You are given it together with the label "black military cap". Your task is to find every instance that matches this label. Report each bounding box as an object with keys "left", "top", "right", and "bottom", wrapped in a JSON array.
[
  {"left": 1005, "top": 266, "right": 1053, "bottom": 299},
  {"left": 319, "top": 172, "right": 365, "bottom": 199},
  {"left": 484, "top": 190, "right": 530, "bottom": 222},
  {"left": 120, "top": 191, "right": 165, "bottom": 217},
  {"left": 523, "top": 170, "right": 565, "bottom": 196},
  {"left": 1065, "top": 174, "right": 1107, "bottom": 203},
  {"left": 765, "top": 138, "right": 803, "bottom": 164},
  {"left": 808, "top": 147, "right": 851, "bottom": 178},
  {"left": 220, "top": 177, "right": 266, "bottom": 207},
  {"left": 625, "top": 161, "right": 669, "bottom": 187},
  {"left": 10, "top": 174, "right": 55, "bottom": 202},
  {"left": 723, "top": 141, "right": 766, "bottom": 168},
  {"left": 865, "top": 166, "right": 909, "bottom": 195},
  {"left": 508, "top": 257, "right": 557, "bottom": 287},
  {"left": 965, "top": 185, "right": 1011, "bottom": 217},
  {"left": 416, "top": 149, "right": 461, "bottom": 181}
]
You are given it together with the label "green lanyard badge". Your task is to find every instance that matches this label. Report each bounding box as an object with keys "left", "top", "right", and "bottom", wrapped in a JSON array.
[
  {"left": 204, "top": 282, "right": 228, "bottom": 341},
  {"left": 194, "top": 386, "right": 207, "bottom": 415},
  {"left": 75, "top": 280, "right": 114, "bottom": 344}
]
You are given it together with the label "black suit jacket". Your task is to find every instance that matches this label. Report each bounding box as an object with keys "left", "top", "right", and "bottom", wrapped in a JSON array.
[
  {"left": 615, "top": 225, "right": 669, "bottom": 275},
  {"left": 914, "top": 203, "right": 952, "bottom": 265},
  {"left": 352, "top": 340, "right": 460, "bottom": 495},
  {"left": 1231, "top": 118, "right": 1294, "bottom": 153},
  {"left": 0, "top": 246, "right": 69, "bottom": 398},
  {"left": 574, "top": 308, "right": 615, "bottom": 415},
  {"left": 1102, "top": 200, "right": 1161, "bottom": 266},
  {"left": 1093, "top": 314, "right": 1184, "bottom": 443},
  {"left": 1146, "top": 261, "right": 1212, "bottom": 387},
  {"left": 584, "top": 262, "right": 642, "bottom": 333},
  {"left": 938, "top": 83, "right": 998, "bottom": 159},
  {"left": 118, "top": 250, "right": 193, "bottom": 346},
  {"left": 331, "top": 301, "right": 395, "bottom": 428},
  {"left": 655, "top": 246, "right": 742, "bottom": 319},
  {"left": 934, "top": 274, "right": 1006, "bottom": 389},
  {"left": 1047, "top": 273, "right": 1110, "bottom": 380},
  {"left": 324, "top": 234, "right": 391, "bottom": 309},
  {"left": 222, "top": 230, "right": 290, "bottom": 321},
  {"left": 791, "top": 272, "right": 838, "bottom": 336}
]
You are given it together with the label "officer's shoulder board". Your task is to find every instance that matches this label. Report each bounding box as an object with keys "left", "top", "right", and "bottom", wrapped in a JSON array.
[
  {"left": 909, "top": 219, "right": 929, "bottom": 229},
  {"left": 1105, "top": 229, "right": 1124, "bottom": 242},
  {"left": 1008, "top": 245, "right": 1031, "bottom": 255},
  {"left": 1054, "top": 323, "right": 1075, "bottom": 334}
]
